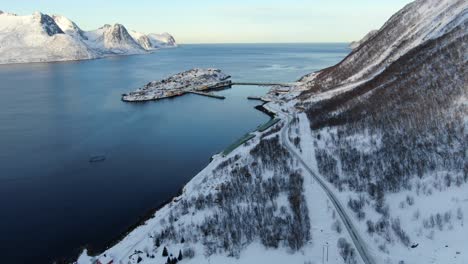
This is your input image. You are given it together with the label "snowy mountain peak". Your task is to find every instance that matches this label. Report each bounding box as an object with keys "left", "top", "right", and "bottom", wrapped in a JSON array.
[
  {"left": 128, "top": 30, "right": 178, "bottom": 50},
  {"left": 52, "top": 14, "right": 87, "bottom": 40},
  {"left": 148, "top": 32, "right": 177, "bottom": 47},
  {"left": 0, "top": 11, "right": 177, "bottom": 64},
  {"left": 129, "top": 30, "right": 153, "bottom": 50},
  {"left": 34, "top": 12, "right": 64, "bottom": 36},
  {"left": 101, "top": 23, "right": 144, "bottom": 52}
]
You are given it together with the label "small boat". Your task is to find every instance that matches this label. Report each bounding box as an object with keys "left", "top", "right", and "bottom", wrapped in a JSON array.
[{"left": 89, "top": 155, "right": 106, "bottom": 163}]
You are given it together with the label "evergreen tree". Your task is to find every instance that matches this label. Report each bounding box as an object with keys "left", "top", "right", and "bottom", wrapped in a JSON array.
[
  {"left": 178, "top": 250, "right": 183, "bottom": 261},
  {"left": 155, "top": 237, "right": 161, "bottom": 247},
  {"left": 166, "top": 256, "right": 171, "bottom": 264},
  {"left": 180, "top": 237, "right": 185, "bottom": 243},
  {"left": 162, "top": 246, "right": 168, "bottom": 257}
]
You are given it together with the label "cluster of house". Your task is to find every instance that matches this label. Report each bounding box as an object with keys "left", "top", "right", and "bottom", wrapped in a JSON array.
[{"left": 122, "top": 68, "right": 231, "bottom": 102}]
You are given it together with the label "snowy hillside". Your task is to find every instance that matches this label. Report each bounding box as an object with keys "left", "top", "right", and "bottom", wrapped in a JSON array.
[
  {"left": 148, "top": 33, "right": 178, "bottom": 47},
  {"left": 0, "top": 11, "right": 177, "bottom": 64},
  {"left": 349, "top": 30, "right": 377, "bottom": 50},
  {"left": 294, "top": 0, "right": 468, "bottom": 263},
  {"left": 75, "top": 1, "right": 466, "bottom": 264},
  {"left": 299, "top": 0, "right": 467, "bottom": 93}
]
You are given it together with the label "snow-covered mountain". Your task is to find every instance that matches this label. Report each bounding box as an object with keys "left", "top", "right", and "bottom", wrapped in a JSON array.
[
  {"left": 129, "top": 30, "right": 153, "bottom": 50},
  {"left": 52, "top": 14, "right": 88, "bottom": 40},
  {"left": 0, "top": 11, "right": 177, "bottom": 64},
  {"left": 84, "top": 24, "right": 146, "bottom": 55},
  {"left": 0, "top": 11, "right": 97, "bottom": 64},
  {"left": 299, "top": 0, "right": 466, "bottom": 93},
  {"left": 129, "top": 31, "right": 178, "bottom": 50},
  {"left": 76, "top": 1, "right": 467, "bottom": 264},
  {"left": 148, "top": 32, "right": 178, "bottom": 47}
]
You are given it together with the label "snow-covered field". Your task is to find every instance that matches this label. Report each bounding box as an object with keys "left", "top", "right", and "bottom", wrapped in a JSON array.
[{"left": 0, "top": 11, "right": 177, "bottom": 64}]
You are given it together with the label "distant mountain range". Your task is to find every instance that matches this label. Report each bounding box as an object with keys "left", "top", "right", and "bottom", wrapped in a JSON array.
[{"left": 0, "top": 11, "right": 177, "bottom": 64}]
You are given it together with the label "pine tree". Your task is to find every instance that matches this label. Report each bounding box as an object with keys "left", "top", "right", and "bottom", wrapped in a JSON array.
[
  {"left": 180, "top": 237, "right": 185, "bottom": 243},
  {"left": 162, "top": 246, "right": 168, "bottom": 257},
  {"left": 155, "top": 237, "right": 161, "bottom": 247},
  {"left": 178, "top": 249, "right": 183, "bottom": 261},
  {"left": 166, "top": 256, "right": 171, "bottom": 264}
]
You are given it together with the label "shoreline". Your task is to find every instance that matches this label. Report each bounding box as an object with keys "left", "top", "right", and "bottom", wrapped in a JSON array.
[{"left": 62, "top": 96, "right": 282, "bottom": 264}]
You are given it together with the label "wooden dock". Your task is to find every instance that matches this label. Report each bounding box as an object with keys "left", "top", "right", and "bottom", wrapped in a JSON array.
[
  {"left": 232, "top": 82, "right": 292, "bottom": 87},
  {"left": 199, "top": 81, "right": 233, "bottom": 91},
  {"left": 188, "top": 91, "right": 225, "bottom": 99}
]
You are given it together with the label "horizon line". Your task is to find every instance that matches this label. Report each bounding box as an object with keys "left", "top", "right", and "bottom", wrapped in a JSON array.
[{"left": 177, "top": 41, "right": 352, "bottom": 45}]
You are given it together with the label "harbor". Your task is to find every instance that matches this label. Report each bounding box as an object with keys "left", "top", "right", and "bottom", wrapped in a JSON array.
[
  {"left": 121, "top": 68, "right": 232, "bottom": 102},
  {"left": 121, "top": 68, "right": 293, "bottom": 103},
  {"left": 120, "top": 68, "right": 290, "bottom": 157}
]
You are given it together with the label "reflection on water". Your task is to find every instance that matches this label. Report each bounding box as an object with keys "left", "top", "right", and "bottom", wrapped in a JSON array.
[{"left": 0, "top": 43, "right": 349, "bottom": 263}]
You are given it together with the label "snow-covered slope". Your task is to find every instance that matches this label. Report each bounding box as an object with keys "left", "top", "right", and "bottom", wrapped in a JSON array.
[
  {"left": 129, "top": 30, "right": 153, "bottom": 50},
  {"left": 0, "top": 11, "right": 177, "bottom": 64},
  {"left": 52, "top": 14, "right": 87, "bottom": 40},
  {"left": 349, "top": 30, "right": 378, "bottom": 50},
  {"left": 84, "top": 24, "right": 145, "bottom": 55},
  {"left": 129, "top": 31, "right": 177, "bottom": 49},
  {"left": 294, "top": 0, "right": 468, "bottom": 263},
  {"left": 299, "top": 0, "right": 467, "bottom": 93},
  {"left": 148, "top": 32, "right": 178, "bottom": 47},
  {"left": 0, "top": 11, "right": 96, "bottom": 64}
]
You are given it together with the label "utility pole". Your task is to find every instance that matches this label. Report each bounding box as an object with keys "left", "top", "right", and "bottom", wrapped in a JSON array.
[
  {"left": 322, "top": 243, "right": 330, "bottom": 263},
  {"left": 322, "top": 245, "right": 325, "bottom": 264},
  {"left": 326, "top": 242, "right": 329, "bottom": 262}
]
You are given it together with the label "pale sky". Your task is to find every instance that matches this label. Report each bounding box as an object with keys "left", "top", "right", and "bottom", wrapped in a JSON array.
[{"left": 0, "top": 0, "right": 414, "bottom": 43}]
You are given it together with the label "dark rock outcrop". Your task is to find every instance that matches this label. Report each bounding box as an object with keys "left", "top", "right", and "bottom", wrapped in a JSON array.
[{"left": 38, "top": 13, "right": 64, "bottom": 36}]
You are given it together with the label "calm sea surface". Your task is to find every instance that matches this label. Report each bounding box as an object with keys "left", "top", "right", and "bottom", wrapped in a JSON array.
[{"left": 0, "top": 43, "right": 348, "bottom": 263}]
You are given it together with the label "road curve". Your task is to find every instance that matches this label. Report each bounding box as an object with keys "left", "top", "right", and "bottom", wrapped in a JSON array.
[{"left": 280, "top": 114, "right": 375, "bottom": 264}]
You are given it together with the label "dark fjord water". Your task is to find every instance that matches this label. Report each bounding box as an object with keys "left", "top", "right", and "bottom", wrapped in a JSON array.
[{"left": 0, "top": 44, "right": 348, "bottom": 263}]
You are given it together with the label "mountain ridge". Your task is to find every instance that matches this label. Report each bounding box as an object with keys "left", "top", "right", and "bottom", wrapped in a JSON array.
[
  {"left": 298, "top": 0, "right": 466, "bottom": 95},
  {"left": 0, "top": 11, "right": 177, "bottom": 64}
]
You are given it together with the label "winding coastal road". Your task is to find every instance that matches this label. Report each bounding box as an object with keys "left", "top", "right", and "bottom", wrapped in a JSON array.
[{"left": 280, "top": 113, "right": 375, "bottom": 264}]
